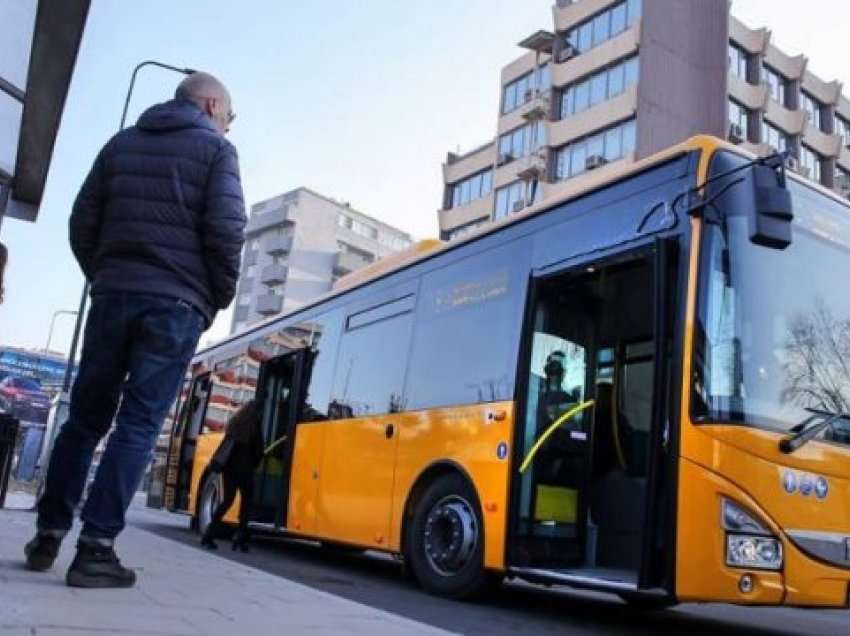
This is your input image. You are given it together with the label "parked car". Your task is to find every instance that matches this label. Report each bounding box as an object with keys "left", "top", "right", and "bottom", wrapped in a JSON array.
[{"left": 0, "top": 375, "right": 51, "bottom": 423}]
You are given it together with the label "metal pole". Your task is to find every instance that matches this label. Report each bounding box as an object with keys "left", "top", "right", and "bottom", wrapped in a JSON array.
[{"left": 45, "top": 310, "right": 78, "bottom": 357}]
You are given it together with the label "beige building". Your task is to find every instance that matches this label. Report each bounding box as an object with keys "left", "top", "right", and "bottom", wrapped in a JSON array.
[
  {"left": 439, "top": 0, "right": 850, "bottom": 240},
  {"left": 232, "top": 187, "right": 413, "bottom": 333}
]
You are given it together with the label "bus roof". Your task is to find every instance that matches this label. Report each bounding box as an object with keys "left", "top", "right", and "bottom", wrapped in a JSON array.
[{"left": 199, "top": 134, "right": 848, "bottom": 359}]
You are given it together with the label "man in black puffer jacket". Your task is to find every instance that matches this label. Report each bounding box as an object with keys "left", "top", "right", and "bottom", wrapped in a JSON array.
[{"left": 25, "top": 72, "right": 246, "bottom": 588}]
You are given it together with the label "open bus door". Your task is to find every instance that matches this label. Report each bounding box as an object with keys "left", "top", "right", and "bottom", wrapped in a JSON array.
[
  {"left": 249, "top": 348, "right": 313, "bottom": 529},
  {"left": 510, "top": 239, "right": 677, "bottom": 600},
  {"left": 164, "top": 372, "right": 211, "bottom": 512}
]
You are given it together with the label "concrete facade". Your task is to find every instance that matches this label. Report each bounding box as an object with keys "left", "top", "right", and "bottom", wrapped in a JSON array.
[
  {"left": 439, "top": 0, "right": 850, "bottom": 240},
  {"left": 231, "top": 188, "right": 413, "bottom": 334}
]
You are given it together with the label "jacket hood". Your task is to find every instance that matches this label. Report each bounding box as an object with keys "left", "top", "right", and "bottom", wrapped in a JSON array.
[{"left": 136, "top": 98, "right": 218, "bottom": 133}]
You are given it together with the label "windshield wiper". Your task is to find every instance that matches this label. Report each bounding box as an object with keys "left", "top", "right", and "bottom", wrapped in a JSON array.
[{"left": 779, "top": 408, "right": 848, "bottom": 454}]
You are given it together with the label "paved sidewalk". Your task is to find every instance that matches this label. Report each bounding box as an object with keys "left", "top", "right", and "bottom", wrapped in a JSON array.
[{"left": 0, "top": 501, "right": 452, "bottom": 635}]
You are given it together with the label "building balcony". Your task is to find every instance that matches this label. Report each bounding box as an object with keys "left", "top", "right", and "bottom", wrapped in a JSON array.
[
  {"left": 728, "top": 73, "right": 769, "bottom": 111},
  {"left": 245, "top": 206, "right": 292, "bottom": 236},
  {"left": 264, "top": 234, "right": 292, "bottom": 256},
  {"left": 260, "top": 264, "right": 288, "bottom": 286},
  {"left": 803, "top": 125, "right": 843, "bottom": 159},
  {"left": 255, "top": 294, "right": 283, "bottom": 317},
  {"left": 521, "top": 90, "right": 552, "bottom": 122},
  {"left": 334, "top": 250, "right": 371, "bottom": 275},
  {"left": 515, "top": 151, "right": 549, "bottom": 181},
  {"left": 764, "top": 100, "right": 806, "bottom": 136}
]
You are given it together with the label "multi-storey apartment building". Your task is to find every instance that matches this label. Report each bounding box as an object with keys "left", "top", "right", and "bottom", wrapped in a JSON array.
[
  {"left": 439, "top": 0, "right": 850, "bottom": 240},
  {"left": 231, "top": 187, "right": 413, "bottom": 333}
]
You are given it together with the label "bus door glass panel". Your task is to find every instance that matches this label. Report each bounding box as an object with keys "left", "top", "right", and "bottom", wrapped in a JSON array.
[
  {"left": 174, "top": 373, "right": 210, "bottom": 511},
  {"left": 516, "top": 256, "right": 656, "bottom": 577},
  {"left": 252, "top": 353, "right": 299, "bottom": 527}
]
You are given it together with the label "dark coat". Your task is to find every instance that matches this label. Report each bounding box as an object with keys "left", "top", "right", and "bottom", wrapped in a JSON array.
[
  {"left": 211, "top": 401, "right": 264, "bottom": 476},
  {"left": 69, "top": 98, "right": 246, "bottom": 326}
]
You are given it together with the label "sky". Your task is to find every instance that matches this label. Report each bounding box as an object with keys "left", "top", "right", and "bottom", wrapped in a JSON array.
[{"left": 1, "top": 0, "right": 849, "bottom": 356}]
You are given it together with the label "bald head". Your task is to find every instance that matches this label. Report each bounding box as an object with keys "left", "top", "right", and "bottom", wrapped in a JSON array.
[{"left": 176, "top": 72, "right": 234, "bottom": 134}]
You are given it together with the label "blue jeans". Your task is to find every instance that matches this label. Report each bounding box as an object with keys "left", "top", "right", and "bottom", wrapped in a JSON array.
[{"left": 37, "top": 292, "right": 203, "bottom": 540}]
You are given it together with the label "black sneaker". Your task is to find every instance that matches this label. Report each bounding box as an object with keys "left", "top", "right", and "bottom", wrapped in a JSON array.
[
  {"left": 24, "top": 533, "right": 62, "bottom": 571},
  {"left": 66, "top": 540, "right": 136, "bottom": 588}
]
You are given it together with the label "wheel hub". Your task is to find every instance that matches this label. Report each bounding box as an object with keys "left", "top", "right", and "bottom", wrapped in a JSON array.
[{"left": 423, "top": 496, "right": 478, "bottom": 576}]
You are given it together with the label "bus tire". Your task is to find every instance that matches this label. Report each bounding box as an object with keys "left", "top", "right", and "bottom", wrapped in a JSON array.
[
  {"left": 197, "top": 472, "right": 232, "bottom": 539},
  {"left": 406, "top": 473, "right": 495, "bottom": 600}
]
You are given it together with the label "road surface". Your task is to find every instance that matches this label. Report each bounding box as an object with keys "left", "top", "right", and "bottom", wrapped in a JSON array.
[{"left": 128, "top": 503, "right": 848, "bottom": 635}]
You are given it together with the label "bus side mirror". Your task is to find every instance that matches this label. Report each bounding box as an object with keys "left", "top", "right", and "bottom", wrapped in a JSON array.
[{"left": 748, "top": 164, "right": 793, "bottom": 250}]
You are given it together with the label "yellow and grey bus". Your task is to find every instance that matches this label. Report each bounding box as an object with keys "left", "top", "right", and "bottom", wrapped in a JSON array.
[{"left": 151, "top": 136, "right": 850, "bottom": 607}]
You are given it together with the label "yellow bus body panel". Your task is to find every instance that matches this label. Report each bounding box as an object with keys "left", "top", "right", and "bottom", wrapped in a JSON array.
[
  {"left": 284, "top": 402, "right": 514, "bottom": 569},
  {"left": 287, "top": 422, "right": 326, "bottom": 536},
  {"left": 676, "top": 136, "right": 850, "bottom": 607},
  {"left": 389, "top": 402, "right": 514, "bottom": 570}
]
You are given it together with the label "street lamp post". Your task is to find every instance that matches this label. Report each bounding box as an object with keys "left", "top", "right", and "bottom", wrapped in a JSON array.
[
  {"left": 37, "top": 61, "right": 196, "bottom": 500},
  {"left": 45, "top": 310, "right": 78, "bottom": 357}
]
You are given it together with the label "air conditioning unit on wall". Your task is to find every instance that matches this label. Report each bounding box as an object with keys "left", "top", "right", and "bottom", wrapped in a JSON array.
[{"left": 585, "top": 154, "right": 608, "bottom": 171}]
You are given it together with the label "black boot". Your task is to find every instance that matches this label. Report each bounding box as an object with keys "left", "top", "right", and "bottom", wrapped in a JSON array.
[
  {"left": 200, "top": 530, "right": 217, "bottom": 550},
  {"left": 66, "top": 539, "right": 136, "bottom": 588},
  {"left": 24, "top": 532, "right": 63, "bottom": 571},
  {"left": 232, "top": 530, "right": 249, "bottom": 553}
]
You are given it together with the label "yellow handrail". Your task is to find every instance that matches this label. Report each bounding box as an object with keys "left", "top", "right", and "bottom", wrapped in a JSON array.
[
  {"left": 518, "top": 400, "right": 595, "bottom": 474},
  {"left": 263, "top": 435, "right": 288, "bottom": 457}
]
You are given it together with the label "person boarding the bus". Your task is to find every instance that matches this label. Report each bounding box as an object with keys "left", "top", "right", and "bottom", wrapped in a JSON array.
[
  {"left": 201, "top": 400, "right": 264, "bottom": 551},
  {"left": 24, "top": 72, "right": 246, "bottom": 588}
]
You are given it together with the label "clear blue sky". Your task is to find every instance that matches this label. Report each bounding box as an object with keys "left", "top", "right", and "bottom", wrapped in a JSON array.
[{"left": 2, "top": 0, "right": 848, "bottom": 355}]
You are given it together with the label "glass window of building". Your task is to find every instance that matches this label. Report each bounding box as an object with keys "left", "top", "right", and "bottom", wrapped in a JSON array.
[
  {"left": 728, "top": 99, "right": 749, "bottom": 140},
  {"left": 502, "top": 65, "right": 550, "bottom": 115},
  {"left": 566, "top": 0, "right": 641, "bottom": 54},
  {"left": 835, "top": 166, "right": 850, "bottom": 191},
  {"left": 555, "top": 119, "right": 637, "bottom": 181},
  {"left": 728, "top": 43, "right": 748, "bottom": 80},
  {"left": 801, "top": 91, "right": 822, "bottom": 131},
  {"left": 799, "top": 145, "right": 822, "bottom": 182},
  {"left": 446, "top": 217, "right": 490, "bottom": 241},
  {"left": 450, "top": 169, "right": 493, "bottom": 209},
  {"left": 494, "top": 181, "right": 527, "bottom": 219},
  {"left": 560, "top": 56, "right": 638, "bottom": 119},
  {"left": 835, "top": 114, "right": 850, "bottom": 145},
  {"left": 762, "top": 65, "right": 787, "bottom": 106},
  {"left": 761, "top": 120, "right": 788, "bottom": 152}
]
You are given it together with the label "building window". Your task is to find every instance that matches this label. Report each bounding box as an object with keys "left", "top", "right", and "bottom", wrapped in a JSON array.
[
  {"left": 835, "top": 114, "right": 850, "bottom": 146},
  {"left": 238, "top": 294, "right": 251, "bottom": 306},
  {"left": 835, "top": 166, "right": 850, "bottom": 193},
  {"left": 761, "top": 120, "right": 788, "bottom": 152},
  {"left": 494, "top": 181, "right": 533, "bottom": 219},
  {"left": 799, "top": 145, "right": 822, "bottom": 182},
  {"left": 555, "top": 119, "right": 636, "bottom": 181},
  {"left": 498, "top": 121, "right": 547, "bottom": 162},
  {"left": 502, "top": 64, "right": 551, "bottom": 115},
  {"left": 560, "top": 57, "right": 638, "bottom": 119},
  {"left": 348, "top": 218, "right": 378, "bottom": 241},
  {"left": 728, "top": 43, "right": 749, "bottom": 81},
  {"left": 801, "top": 91, "right": 823, "bottom": 131},
  {"left": 337, "top": 214, "right": 352, "bottom": 230},
  {"left": 446, "top": 217, "right": 489, "bottom": 241},
  {"left": 762, "top": 65, "right": 787, "bottom": 106},
  {"left": 377, "top": 233, "right": 411, "bottom": 251},
  {"left": 450, "top": 169, "right": 493, "bottom": 209},
  {"left": 728, "top": 99, "right": 749, "bottom": 141},
  {"left": 245, "top": 265, "right": 257, "bottom": 278},
  {"left": 565, "top": 0, "right": 641, "bottom": 55}
]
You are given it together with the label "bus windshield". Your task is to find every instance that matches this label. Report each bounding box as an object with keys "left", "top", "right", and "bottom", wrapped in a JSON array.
[{"left": 694, "top": 173, "right": 850, "bottom": 446}]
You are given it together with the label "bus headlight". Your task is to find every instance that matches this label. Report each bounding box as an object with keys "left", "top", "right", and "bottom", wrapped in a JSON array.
[{"left": 722, "top": 499, "right": 783, "bottom": 571}]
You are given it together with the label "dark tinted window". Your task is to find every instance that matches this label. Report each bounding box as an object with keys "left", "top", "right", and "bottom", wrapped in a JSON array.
[
  {"left": 329, "top": 297, "right": 415, "bottom": 418},
  {"left": 406, "top": 240, "right": 532, "bottom": 410},
  {"left": 301, "top": 311, "right": 343, "bottom": 421}
]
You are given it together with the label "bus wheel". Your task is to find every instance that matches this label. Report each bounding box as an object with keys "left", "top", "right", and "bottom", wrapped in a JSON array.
[
  {"left": 406, "top": 473, "right": 494, "bottom": 600},
  {"left": 197, "top": 472, "right": 223, "bottom": 537}
]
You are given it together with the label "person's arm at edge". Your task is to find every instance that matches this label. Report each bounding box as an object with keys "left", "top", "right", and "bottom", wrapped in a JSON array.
[{"left": 69, "top": 150, "right": 106, "bottom": 280}]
